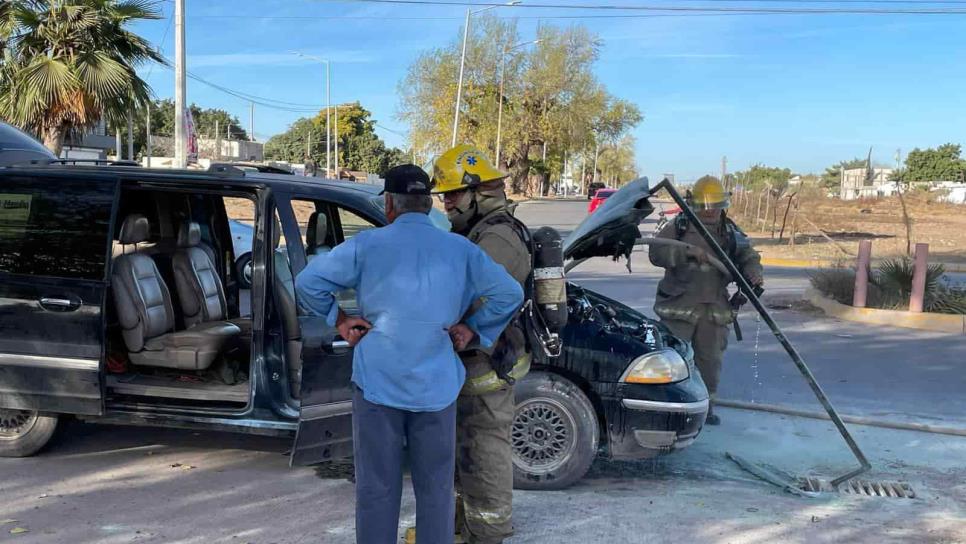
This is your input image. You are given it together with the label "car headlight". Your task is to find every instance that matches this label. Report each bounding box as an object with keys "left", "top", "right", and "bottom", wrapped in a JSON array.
[{"left": 620, "top": 348, "right": 690, "bottom": 384}]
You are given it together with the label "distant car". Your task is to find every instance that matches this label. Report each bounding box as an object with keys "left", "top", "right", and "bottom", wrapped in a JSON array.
[
  {"left": 0, "top": 122, "right": 56, "bottom": 166},
  {"left": 586, "top": 182, "right": 605, "bottom": 200},
  {"left": 588, "top": 188, "right": 616, "bottom": 213}
]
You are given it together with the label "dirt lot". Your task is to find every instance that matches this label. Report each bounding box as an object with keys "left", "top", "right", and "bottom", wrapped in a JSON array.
[{"left": 727, "top": 191, "right": 966, "bottom": 264}]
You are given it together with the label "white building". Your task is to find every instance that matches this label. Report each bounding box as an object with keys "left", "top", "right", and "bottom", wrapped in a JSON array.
[
  {"left": 840, "top": 167, "right": 895, "bottom": 200},
  {"left": 933, "top": 182, "right": 966, "bottom": 204}
]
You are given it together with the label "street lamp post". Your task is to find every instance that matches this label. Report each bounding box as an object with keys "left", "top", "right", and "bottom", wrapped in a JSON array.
[
  {"left": 495, "top": 38, "right": 539, "bottom": 167},
  {"left": 292, "top": 52, "right": 331, "bottom": 176},
  {"left": 452, "top": 1, "right": 521, "bottom": 147}
]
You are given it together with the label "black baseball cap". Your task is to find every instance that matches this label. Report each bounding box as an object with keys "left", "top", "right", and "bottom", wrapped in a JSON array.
[{"left": 380, "top": 164, "right": 433, "bottom": 195}]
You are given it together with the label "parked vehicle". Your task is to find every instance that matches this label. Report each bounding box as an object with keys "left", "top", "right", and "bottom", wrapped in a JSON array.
[
  {"left": 0, "top": 142, "right": 708, "bottom": 489},
  {"left": 0, "top": 122, "right": 57, "bottom": 166},
  {"left": 588, "top": 188, "right": 616, "bottom": 213},
  {"left": 586, "top": 182, "right": 605, "bottom": 200}
]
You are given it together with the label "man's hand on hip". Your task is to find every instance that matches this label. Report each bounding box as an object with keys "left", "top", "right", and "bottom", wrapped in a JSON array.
[
  {"left": 336, "top": 310, "right": 372, "bottom": 347},
  {"left": 448, "top": 323, "right": 476, "bottom": 352}
]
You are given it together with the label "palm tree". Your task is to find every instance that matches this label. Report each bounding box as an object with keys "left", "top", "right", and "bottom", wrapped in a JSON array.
[{"left": 0, "top": 1, "right": 163, "bottom": 155}]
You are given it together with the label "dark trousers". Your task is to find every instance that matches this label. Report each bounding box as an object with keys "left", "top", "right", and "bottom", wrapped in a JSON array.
[{"left": 353, "top": 387, "right": 457, "bottom": 544}]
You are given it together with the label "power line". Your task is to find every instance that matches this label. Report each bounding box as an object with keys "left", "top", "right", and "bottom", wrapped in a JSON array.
[{"left": 340, "top": 0, "right": 966, "bottom": 14}]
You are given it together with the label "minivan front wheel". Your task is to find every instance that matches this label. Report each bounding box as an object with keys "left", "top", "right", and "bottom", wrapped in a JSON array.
[
  {"left": 0, "top": 409, "right": 58, "bottom": 457},
  {"left": 512, "top": 372, "right": 599, "bottom": 490}
]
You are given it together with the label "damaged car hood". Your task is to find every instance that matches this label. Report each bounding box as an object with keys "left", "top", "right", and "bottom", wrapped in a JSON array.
[{"left": 563, "top": 177, "right": 655, "bottom": 262}]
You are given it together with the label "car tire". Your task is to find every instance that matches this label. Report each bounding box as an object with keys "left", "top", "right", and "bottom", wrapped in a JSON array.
[
  {"left": 0, "top": 409, "right": 58, "bottom": 457},
  {"left": 235, "top": 252, "right": 253, "bottom": 289},
  {"left": 512, "top": 372, "right": 599, "bottom": 490}
]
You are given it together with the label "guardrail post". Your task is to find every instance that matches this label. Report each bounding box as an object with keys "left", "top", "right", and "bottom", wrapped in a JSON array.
[
  {"left": 909, "top": 243, "right": 929, "bottom": 313},
  {"left": 853, "top": 240, "right": 873, "bottom": 308}
]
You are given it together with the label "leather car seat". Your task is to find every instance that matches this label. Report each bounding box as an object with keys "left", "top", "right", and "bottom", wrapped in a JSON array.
[
  {"left": 172, "top": 221, "right": 252, "bottom": 337},
  {"left": 112, "top": 215, "right": 240, "bottom": 370},
  {"left": 305, "top": 211, "right": 332, "bottom": 259}
]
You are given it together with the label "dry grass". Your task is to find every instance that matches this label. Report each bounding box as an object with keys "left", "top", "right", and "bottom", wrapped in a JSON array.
[{"left": 730, "top": 190, "right": 966, "bottom": 264}]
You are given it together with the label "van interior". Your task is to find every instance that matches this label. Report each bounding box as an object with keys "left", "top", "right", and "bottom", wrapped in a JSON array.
[{"left": 104, "top": 186, "right": 257, "bottom": 410}]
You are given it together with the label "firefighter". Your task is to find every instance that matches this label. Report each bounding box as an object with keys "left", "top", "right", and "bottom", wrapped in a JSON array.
[
  {"left": 432, "top": 144, "right": 531, "bottom": 544},
  {"left": 648, "top": 177, "right": 763, "bottom": 425}
]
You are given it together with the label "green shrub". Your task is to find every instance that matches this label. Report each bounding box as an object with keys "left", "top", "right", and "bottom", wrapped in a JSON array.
[{"left": 809, "top": 260, "right": 964, "bottom": 315}]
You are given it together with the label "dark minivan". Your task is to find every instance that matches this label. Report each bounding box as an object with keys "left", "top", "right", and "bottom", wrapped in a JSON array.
[{"left": 0, "top": 152, "right": 708, "bottom": 490}]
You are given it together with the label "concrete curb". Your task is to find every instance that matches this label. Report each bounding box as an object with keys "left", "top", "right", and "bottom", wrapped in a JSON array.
[
  {"left": 761, "top": 257, "right": 837, "bottom": 268},
  {"left": 716, "top": 399, "right": 966, "bottom": 437},
  {"left": 761, "top": 257, "right": 966, "bottom": 272},
  {"left": 805, "top": 287, "right": 966, "bottom": 335}
]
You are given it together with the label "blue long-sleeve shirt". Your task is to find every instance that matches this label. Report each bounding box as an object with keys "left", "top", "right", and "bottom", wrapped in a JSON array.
[{"left": 295, "top": 212, "right": 524, "bottom": 412}]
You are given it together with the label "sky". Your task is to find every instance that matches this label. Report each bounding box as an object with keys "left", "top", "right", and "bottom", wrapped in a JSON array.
[{"left": 133, "top": 0, "right": 966, "bottom": 182}]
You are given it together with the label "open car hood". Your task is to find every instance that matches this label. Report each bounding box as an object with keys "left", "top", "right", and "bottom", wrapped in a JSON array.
[{"left": 563, "top": 177, "right": 655, "bottom": 261}]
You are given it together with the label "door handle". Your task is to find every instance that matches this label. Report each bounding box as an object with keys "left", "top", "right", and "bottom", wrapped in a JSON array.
[{"left": 39, "top": 297, "right": 81, "bottom": 312}]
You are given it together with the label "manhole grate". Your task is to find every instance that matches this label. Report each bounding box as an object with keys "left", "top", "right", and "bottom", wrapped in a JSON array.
[{"left": 799, "top": 477, "right": 916, "bottom": 499}]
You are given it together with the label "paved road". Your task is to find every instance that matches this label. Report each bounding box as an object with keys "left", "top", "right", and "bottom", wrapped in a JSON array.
[{"left": 516, "top": 199, "right": 966, "bottom": 427}]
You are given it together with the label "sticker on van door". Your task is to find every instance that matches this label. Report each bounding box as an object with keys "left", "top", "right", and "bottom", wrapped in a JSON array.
[{"left": 0, "top": 193, "right": 32, "bottom": 235}]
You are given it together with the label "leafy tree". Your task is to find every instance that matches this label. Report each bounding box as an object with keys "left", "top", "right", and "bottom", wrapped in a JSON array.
[
  {"left": 735, "top": 164, "right": 792, "bottom": 193},
  {"left": 398, "top": 16, "right": 641, "bottom": 194},
  {"left": 115, "top": 99, "right": 248, "bottom": 159},
  {"left": 0, "top": 0, "right": 163, "bottom": 155},
  {"left": 596, "top": 134, "right": 638, "bottom": 186},
  {"left": 903, "top": 143, "right": 966, "bottom": 182},
  {"left": 265, "top": 102, "right": 404, "bottom": 176}
]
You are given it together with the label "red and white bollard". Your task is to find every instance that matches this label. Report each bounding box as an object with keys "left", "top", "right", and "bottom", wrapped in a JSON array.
[
  {"left": 853, "top": 240, "right": 873, "bottom": 308},
  {"left": 909, "top": 243, "right": 929, "bottom": 313}
]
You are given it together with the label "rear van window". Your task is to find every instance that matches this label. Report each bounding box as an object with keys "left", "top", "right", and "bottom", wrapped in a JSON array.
[{"left": 0, "top": 177, "right": 114, "bottom": 280}]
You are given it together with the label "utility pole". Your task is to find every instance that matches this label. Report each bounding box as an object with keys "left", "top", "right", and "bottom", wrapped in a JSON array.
[
  {"left": 115, "top": 126, "right": 122, "bottom": 159},
  {"left": 452, "top": 2, "right": 516, "bottom": 146},
  {"left": 214, "top": 120, "right": 220, "bottom": 160},
  {"left": 146, "top": 102, "right": 152, "bottom": 167},
  {"left": 127, "top": 110, "right": 134, "bottom": 160},
  {"left": 334, "top": 105, "right": 339, "bottom": 177},
  {"left": 174, "top": 0, "right": 186, "bottom": 168},
  {"left": 249, "top": 102, "right": 255, "bottom": 142},
  {"left": 326, "top": 62, "right": 331, "bottom": 176},
  {"left": 721, "top": 155, "right": 728, "bottom": 188},
  {"left": 452, "top": 8, "right": 472, "bottom": 147},
  {"left": 307, "top": 131, "right": 312, "bottom": 161}
]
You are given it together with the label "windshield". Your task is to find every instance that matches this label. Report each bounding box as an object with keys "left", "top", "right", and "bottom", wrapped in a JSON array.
[{"left": 370, "top": 196, "right": 452, "bottom": 232}]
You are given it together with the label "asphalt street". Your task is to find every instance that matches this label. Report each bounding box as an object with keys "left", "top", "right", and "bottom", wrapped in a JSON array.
[{"left": 1, "top": 198, "right": 963, "bottom": 543}]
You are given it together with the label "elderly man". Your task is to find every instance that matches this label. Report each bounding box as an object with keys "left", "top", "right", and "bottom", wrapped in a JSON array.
[{"left": 294, "top": 164, "right": 523, "bottom": 544}]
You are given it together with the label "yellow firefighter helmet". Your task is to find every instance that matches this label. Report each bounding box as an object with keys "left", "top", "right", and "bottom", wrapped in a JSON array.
[
  {"left": 690, "top": 177, "right": 730, "bottom": 210},
  {"left": 431, "top": 144, "right": 508, "bottom": 194}
]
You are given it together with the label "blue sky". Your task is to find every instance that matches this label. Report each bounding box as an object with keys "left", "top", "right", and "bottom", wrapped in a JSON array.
[{"left": 134, "top": 1, "right": 966, "bottom": 181}]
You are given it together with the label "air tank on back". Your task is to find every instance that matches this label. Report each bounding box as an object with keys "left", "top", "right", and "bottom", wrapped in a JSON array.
[{"left": 532, "top": 226, "right": 567, "bottom": 333}]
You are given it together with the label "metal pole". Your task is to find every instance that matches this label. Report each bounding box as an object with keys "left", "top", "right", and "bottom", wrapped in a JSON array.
[
  {"left": 452, "top": 8, "right": 471, "bottom": 147},
  {"left": 115, "top": 127, "right": 122, "bottom": 159},
  {"left": 326, "top": 62, "right": 331, "bottom": 176},
  {"left": 214, "top": 119, "right": 220, "bottom": 160},
  {"left": 495, "top": 46, "right": 507, "bottom": 167},
  {"left": 334, "top": 105, "right": 339, "bottom": 177},
  {"left": 250, "top": 102, "right": 255, "bottom": 142},
  {"left": 126, "top": 110, "right": 134, "bottom": 160},
  {"left": 174, "top": 0, "right": 186, "bottom": 168},
  {"left": 649, "top": 178, "right": 871, "bottom": 488},
  {"left": 146, "top": 103, "right": 152, "bottom": 167}
]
